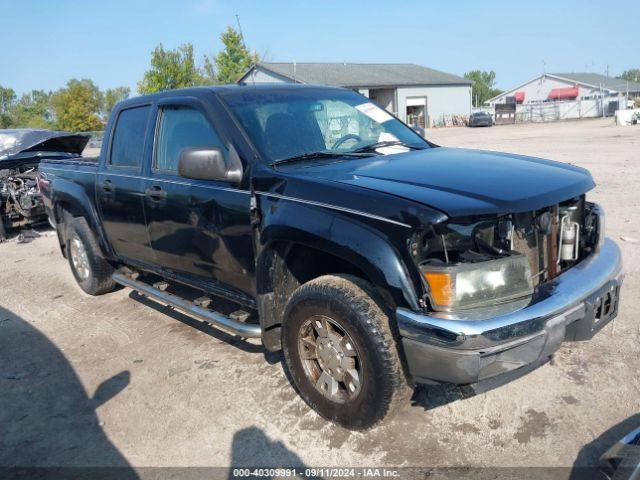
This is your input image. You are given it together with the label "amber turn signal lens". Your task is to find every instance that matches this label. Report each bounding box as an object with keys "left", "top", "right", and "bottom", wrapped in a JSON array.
[{"left": 423, "top": 272, "right": 453, "bottom": 307}]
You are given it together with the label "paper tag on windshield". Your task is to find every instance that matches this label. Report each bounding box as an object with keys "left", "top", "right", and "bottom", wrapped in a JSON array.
[
  {"left": 355, "top": 102, "right": 393, "bottom": 124},
  {"left": 375, "top": 132, "right": 409, "bottom": 155}
]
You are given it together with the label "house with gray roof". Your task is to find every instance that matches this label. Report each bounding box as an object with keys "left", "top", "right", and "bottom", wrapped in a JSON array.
[
  {"left": 487, "top": 72, "right": 640, "bottom": 106},
  {"left": 238, "top": 62, "right": 473, "bottom": 127}
]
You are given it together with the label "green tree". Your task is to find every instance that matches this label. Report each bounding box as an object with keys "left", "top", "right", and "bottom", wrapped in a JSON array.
[
  {"left": 213, "top": 26, "right": 259, "bottom": 84},
  {"left": 202, "top": 55, "right": 217, "bottom": 84},
  {"left": 103, "top": 86, "right": 131, "bottom": 120},
  {"left": 12, "top": 90, "right": 54, "bottom": 129},
  {"left": 0, "top": 86, "right": 17, "bottom": 128},
  {"left": 0, "top": 87, "right": 54, "bottom": 129},
  {"left": 51, "top": 79, "right": 103, "bottom": 132},
  {"left": 619, "top": 69, "right": 640, "bottom": 84},
  {"left": 137, "top": 43, "right": 206, "bottom": 94},
  {"left": 464, "top": 70, "right": 503, "bottom": 106}
]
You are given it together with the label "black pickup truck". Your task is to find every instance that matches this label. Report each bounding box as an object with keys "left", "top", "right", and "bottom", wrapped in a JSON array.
[{"left": 39, "top": 84, "right": 623, "bottom": 429}]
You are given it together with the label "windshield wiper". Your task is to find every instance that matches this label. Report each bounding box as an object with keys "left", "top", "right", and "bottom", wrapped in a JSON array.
[
  {"left": 352, "top": 140, "right": 426, "bottom": 153},
  {"left": 270, "top": 150, "right": 373, "bottom": 167}
]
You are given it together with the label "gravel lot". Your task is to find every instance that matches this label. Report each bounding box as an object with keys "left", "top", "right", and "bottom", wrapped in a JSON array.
[{"left": 1, "top": 118, "right": 638, "bottom": 476}]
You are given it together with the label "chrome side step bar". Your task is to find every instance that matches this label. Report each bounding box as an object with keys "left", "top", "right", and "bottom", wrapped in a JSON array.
[{"left": 112, "top": 272, "right": 261, "bottom": 338}]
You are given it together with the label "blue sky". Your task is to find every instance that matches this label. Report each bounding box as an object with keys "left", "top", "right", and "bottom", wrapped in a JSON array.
[{"left": 1, "top": 0, "right": 636, "bottom": 95}]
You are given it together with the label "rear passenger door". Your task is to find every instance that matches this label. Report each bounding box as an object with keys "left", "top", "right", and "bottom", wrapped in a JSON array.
[
  {"left": 97, "top": 104, "right": 156, "bottom": 265},
  {"left": 142, "top": 98, "right": 254, "bottom": 299}
]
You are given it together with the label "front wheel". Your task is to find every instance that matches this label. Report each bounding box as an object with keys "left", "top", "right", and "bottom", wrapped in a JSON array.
[
  {"left": 66, "top": 217, "right": 116, "bottom": 295},
  {"left": 281, "top": 274, "right": 411, "bottom": 429}
]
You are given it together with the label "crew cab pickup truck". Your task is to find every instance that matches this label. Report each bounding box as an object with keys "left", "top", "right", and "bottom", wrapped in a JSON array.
[{"left": 39, "top": 84, "right": 623, "bottom": 429}]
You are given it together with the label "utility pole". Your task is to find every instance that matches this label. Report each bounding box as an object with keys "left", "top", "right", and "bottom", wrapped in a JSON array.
[{"left": 627, "top": 81, "right": 629, "bottom": 109}]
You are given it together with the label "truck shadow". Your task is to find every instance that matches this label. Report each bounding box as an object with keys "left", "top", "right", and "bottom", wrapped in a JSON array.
[
  {"left": 128, "top": 291, "right": 281, "bottom": 364},
  {"left": 569, "top": 412, "right": 640, "bottom": 480},
  {"left": 0, "top": 306, "right": 137, "bottom": 477},
  {"left": 0, "top": 223, "right": 52, "bottom": 244},
  {"left": 127, "top": 287, "right": 499, "bottom": 413},
  {"left": 228, "top": 426, "right": 317, "bottom": 479},
  {"left": 410, "top": 383, "right": 475, "bottom": 410}
]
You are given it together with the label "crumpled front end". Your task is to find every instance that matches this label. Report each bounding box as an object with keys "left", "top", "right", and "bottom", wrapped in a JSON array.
[
  {"left": 397, "top": 195, "right": 623, "bottom": 388},
  {"left": 0, "top": 167, "right": 47, "bottom": 236},
  {"left": 0, "top": 129, "right": 88, "bottom": 238}
]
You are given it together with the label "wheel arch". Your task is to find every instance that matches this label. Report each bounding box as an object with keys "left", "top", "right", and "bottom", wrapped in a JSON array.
[
  {"left": 50, "top": 179, "right": 112, "bottom": 258},
  {"left": 255, "top": 224, "right": 419, "bottom": 351}
]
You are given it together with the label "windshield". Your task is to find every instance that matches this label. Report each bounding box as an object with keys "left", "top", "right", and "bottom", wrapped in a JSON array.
[{"left": 221, "top": 87, "right": 429, "bottom": 164}]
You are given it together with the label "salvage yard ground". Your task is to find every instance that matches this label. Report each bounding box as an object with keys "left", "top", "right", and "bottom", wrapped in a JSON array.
[{"left": 1, "top": 118, "right": 638, "bottom": 474}]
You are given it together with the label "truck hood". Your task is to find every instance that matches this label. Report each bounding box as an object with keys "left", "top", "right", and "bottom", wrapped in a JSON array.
[
  {"left": 292, "top": 147, "right": 595, "bottom": 217},
  {"left": 0, "top": 129, "right": 89, "bottom": 167}
]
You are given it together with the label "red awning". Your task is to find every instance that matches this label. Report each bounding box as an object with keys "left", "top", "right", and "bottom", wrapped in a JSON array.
[
  {"left": 548, "top": 86, "right": 579, "bottom": 100},
  {"left": 514, "top": 91, "right": 525, "bottom": 103}
]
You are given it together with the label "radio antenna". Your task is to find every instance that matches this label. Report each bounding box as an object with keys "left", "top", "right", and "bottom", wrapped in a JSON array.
[{"left": 235, "top": 14, "right": 246, "bottom": 47}]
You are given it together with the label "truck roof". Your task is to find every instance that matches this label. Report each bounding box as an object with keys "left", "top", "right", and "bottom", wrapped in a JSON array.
[{"left": 117, "top": 83, "right": 348, "bottom": 108}]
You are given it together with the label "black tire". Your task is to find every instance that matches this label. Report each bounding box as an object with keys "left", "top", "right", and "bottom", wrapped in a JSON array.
[
  {"left": 281, "top": 274, "right": 411, "bottom": 430},
  {"left": 66, "top": 217, "right": 116, "bottom": 295}
]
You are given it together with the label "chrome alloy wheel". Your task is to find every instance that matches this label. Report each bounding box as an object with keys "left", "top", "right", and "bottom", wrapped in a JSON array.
[
  {"left": 297, "top": 315, "right": 363, "bottom": 402},
  {"left": 69, "top": 235, "right": 90, "bottom": 280}
]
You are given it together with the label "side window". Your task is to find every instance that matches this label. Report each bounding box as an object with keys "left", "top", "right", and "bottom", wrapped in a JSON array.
[
  {"left": 155, "top": 106, "right": 223, "bottom": 173},
  {"left": 109, "top": 105, "right": 150, "bottom": 168}
]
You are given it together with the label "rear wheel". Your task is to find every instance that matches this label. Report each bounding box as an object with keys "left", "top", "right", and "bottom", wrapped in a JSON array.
[
  {"left": 281, "top": 274, "right": 411, "bottom": 429},
  {"left": 66, "top": 217, "right": 116, "bottom": 295}
]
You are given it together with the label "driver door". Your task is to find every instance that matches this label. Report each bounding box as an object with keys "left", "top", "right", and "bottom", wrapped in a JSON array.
[{"left": 142, "top": 99, "right": 254, "bottom": 297}]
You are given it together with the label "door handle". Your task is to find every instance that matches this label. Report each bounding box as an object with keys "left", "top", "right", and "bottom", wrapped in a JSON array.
[
  {"left": 101, "top": 179, "right": 114, "bottom": 193},
  {"left": 145, "top": 185, "right": 167, "bottom": 202}
]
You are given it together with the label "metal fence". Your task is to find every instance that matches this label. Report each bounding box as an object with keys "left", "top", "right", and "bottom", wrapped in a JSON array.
[
  {"left": 474, "top": 97, "right": 625, "bottom": 124},
  {"left": 516, "top": 99, "right": 604, "bottom": 123}
]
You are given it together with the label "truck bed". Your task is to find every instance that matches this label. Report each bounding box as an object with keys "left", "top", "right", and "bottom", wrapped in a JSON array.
[{"left": 39, "top": 158, "right": 100, "bottom": 217}]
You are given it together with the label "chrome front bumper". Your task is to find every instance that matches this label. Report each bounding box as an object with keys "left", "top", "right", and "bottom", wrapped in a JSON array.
[{"left": 397, "top": 238, "right": 624, "bottom": 386}]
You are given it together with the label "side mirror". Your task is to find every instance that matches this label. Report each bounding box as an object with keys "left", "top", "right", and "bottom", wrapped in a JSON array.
[{"left": 177, "top": 146, "right": 242, "bottom": 183}]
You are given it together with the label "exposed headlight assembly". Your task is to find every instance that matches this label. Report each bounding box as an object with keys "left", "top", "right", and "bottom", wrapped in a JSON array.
[{"left": 421, "top": 254, "right": 534, "bottom": 312}]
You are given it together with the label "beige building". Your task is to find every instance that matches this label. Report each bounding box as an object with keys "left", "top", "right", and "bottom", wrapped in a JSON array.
[{"left": 239, "top": 62, "right": 473, "bottom": 127}]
